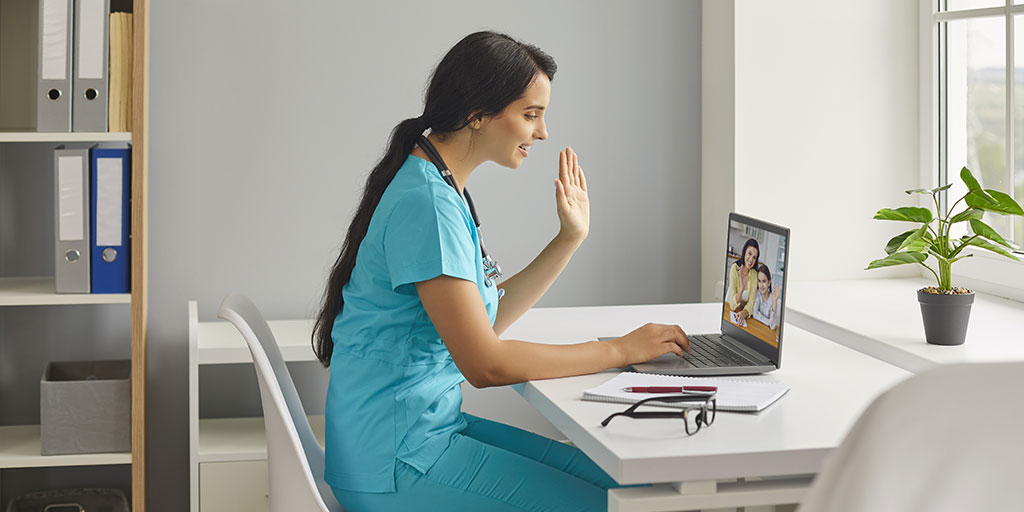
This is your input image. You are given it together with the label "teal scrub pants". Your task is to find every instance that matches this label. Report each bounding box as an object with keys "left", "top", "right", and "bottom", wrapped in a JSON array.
[{"left": 331, "top": 413, "right": 622, "bottom": 512}]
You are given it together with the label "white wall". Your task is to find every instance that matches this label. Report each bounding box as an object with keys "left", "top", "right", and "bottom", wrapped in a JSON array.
[{"left": 702, "top": 0, "right": 922, "bottom": 301}]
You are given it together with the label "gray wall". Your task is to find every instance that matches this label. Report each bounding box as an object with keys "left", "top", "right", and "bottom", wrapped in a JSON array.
[{"left": 146, "top": 1, "right": 701, "bottom": 510}]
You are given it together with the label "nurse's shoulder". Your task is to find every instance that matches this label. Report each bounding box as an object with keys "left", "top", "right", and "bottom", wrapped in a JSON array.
[{"left": 378, "top": 155, "right": 471, "bottom": 229}]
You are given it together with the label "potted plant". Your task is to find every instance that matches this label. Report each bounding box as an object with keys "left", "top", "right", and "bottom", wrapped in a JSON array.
[{"left": 867, "top": 167, "right": 1024, "bottom": 345}]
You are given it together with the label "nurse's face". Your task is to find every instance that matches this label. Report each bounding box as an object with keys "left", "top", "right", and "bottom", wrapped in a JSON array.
[{"left": 475, "top": 73, "right": 550, "bottom": 168}]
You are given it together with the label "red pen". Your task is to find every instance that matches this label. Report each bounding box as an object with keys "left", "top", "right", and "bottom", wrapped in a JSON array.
[{"left": 620, "top": 386, "right": 717, "bottom": 393}]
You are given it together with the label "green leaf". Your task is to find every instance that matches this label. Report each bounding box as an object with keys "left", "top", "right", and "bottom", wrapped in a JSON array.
[
  {"left": 931, "top": 183, "right": 953, "bottom": 194},
  {"left": 983, "top": 189, "right": 1024, "bottom": 216},
  {"left": 866, "top": 252, "right": 928, "bottom": 270},
  {"left": 960, "top": 167, "right": 982, "bottom": 191},
  {"left": 904, "top": 238, "right": 932, "bottom": 252},
  {"left": 964, "top": 236, "right": 1022, "bottom": 262},
  {"left": 969, "top": 219, "right": 1019, "bottom": 250},
  {"left": 884, "top": 230, "right": 916, "bottom": 255},
  {"left": 949, "top": 208, "right": 985, "bottom": 224},
  {"left": 873, "top": 207, "right": 933, "bottom": 223},
  {"left": 965, "top": 189, "right": 998, "bottom": 209},
  {"left": 896, "top": 224, "right": 930, "bottom": 253},
  {"left": 905, "top": 188, "right": 932, "bottom": 195}
]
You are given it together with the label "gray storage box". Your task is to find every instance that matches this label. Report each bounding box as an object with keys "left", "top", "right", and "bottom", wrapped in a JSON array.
[{"left": 40, "top": 360, "right": 131, "bottom": 455}]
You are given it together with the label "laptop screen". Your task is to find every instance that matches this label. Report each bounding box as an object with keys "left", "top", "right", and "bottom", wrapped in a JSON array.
[{"left": 720, "top": 213, "right": 790, "bottom": 365}]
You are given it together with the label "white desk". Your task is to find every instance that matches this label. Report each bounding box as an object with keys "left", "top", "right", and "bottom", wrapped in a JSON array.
[
  {"left": 503, "top": 303, "right": 910, "bottom": 511},
  {"left": 787, "top": 278, "right": 1024, "bottom": 373}
]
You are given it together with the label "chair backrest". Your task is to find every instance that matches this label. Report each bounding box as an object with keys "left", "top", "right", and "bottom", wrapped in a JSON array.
[
  {"left": 799, "top": 362, "right": 1024, "bottom": 512},
  {"left": 218, "top": 293, "right": 343, "bottom": 512}
]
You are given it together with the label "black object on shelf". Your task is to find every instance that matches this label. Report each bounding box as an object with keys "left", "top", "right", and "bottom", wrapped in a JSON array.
[{"left": 5, "top": 488, "right": 128, "bottom": 512}]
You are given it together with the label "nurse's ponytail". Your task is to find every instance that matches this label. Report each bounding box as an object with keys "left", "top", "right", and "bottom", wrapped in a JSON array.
[
  {"left": 313, "top": 30, "right": 556, "bottom": 367},
  {"left": 311, "top": 116, "right": 426, "bottom": 366}
]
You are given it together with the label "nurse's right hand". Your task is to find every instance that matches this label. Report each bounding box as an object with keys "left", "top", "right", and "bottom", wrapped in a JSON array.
[{"left": 612, "top": 323, "right": 690, "bottom": 366}]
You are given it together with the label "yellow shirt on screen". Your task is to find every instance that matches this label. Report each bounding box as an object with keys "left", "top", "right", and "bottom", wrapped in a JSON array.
[{"left": 727, "top": 262, "right": 757, "bottom": 317}]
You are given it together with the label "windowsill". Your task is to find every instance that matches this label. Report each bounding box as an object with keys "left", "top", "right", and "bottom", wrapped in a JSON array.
[
  {"left": 785, "top": 277, "right": 1024, "bottom": 373},
  {"left": 949, "top": 246, "right": 1024, "bottom": 303}
]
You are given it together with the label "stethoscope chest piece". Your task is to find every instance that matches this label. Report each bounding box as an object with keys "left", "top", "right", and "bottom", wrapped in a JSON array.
[{"left": 483, "top": 254, "right": 502, "bottom": 288}]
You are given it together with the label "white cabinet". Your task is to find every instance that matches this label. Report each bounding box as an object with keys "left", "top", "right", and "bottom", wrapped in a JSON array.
[{"left": 199, "top": 461, "right": 269, "bottom": 512}]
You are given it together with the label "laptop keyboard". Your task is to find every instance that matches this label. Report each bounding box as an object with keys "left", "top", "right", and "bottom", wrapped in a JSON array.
[{"left": 681, "top": 335, "right": 753, "bottom": 368}]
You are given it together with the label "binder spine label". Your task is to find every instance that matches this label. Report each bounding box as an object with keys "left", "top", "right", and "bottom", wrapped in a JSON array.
[
  {"left": 77, "top": 0, "right": 104, "bottom": 79},
  {"left": 41, "top": 0, "right": 69, "bottom": 80},
  {"left": 95, "top": 158, "right": 123, "bottom": 246},
  {"left": 58, "top": 156, "right": 85, "bottom": 241}
]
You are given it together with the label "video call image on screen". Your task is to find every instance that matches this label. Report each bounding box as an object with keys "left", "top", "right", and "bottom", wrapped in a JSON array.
[{"left": 722, "top": 220, "right": 786, "bottom": 348}]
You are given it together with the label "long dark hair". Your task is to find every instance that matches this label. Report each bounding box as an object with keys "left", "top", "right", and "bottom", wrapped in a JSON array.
[
  {"left": 735, "top": 238, "right": 759, "bottom": 269},
  {"left": 312, "top": 31, "right": 557, "bottom": 367}
]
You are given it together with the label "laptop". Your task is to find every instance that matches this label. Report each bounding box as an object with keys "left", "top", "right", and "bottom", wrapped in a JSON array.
[{"left": 629, "top": 213, "right": 790, "bottom": 376}]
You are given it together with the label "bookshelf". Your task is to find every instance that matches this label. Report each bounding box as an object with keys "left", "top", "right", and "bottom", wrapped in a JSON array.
[{"left": 0, "top": 0, "right": 148, "bottom": 510}]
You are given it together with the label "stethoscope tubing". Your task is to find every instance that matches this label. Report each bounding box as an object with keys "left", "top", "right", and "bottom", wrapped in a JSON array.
[{"left": 416, "top": 135, "right": 502, "bottom": 287}]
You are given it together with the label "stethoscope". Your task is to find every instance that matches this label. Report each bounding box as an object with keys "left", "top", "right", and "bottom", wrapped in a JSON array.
[{"left": 417, "top": 135, "right": 504, "bottom": 294}]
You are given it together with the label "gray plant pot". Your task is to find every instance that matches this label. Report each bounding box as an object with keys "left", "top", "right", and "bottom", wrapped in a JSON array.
[{"left": 917, "top": 289, "right": 975, "bottom": 346}]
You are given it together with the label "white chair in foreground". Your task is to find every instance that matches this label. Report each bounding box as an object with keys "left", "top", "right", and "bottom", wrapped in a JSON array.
[
  {"left": 800, "top": 361, "right": 1024, "bottom": 512},
  {"left": 218, "top": 293, "right": 344, "bottom": 512}
]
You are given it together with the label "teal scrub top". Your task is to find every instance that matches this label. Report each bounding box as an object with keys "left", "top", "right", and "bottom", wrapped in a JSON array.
[{"left": 324, "top": 153, "right": 500, "bottom": 493}]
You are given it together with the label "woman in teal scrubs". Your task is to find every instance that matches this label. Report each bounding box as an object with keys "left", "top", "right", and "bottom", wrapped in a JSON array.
[{"left": 312, "top": 31, "right": 690, "bottom": 512}]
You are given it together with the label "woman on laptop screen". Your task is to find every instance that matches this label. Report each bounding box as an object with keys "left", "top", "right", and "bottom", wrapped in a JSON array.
[
  {"left": 752, "top": 263, "right": 781, "bottom": 331},
  {"left": 727, "top": 238, "right": 759, "bottom": 323}
]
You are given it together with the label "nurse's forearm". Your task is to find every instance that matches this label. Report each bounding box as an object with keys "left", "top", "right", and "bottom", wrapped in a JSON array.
[
  {"left": 417, "top": 275, "right": 687, "bottom": 388},
  {"left": 492, "top": 233, "right": 583, "bottom": 336},
  {"left": 478, "top": 338, "right": 622, "bottom": 387}
]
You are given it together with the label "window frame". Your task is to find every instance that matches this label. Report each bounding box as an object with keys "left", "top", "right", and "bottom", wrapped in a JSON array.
[{"left": 921, "top": 0, "right": 1024, "bottom": 302}]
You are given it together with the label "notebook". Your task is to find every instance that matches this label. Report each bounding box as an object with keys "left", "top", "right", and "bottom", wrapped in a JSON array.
[{"left": 582, "top": 372, "right": 790, "bottom": 412}]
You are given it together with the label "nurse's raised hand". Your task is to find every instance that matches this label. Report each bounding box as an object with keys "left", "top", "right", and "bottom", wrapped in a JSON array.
[
  {"left": 612, "top": 323, "right": 691, "bottom": 366},
  {"left": 554, "top": 147, "right": 590, "bottom": 243}
]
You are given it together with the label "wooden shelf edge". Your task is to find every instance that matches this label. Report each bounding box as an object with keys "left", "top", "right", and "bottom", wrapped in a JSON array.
[
  {"left": 0, "top": 132, "right": 132, "bottom": 143},
  {"left": 0, "top": 277, "right": 131, "bottom": 306},
  {"left": 0, "top": 425, "right": 132, "bottom": 469}
]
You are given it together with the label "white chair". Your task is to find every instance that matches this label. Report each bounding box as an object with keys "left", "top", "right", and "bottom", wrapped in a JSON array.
[
  {"left": 218, "top": 293, "right": 344, "bottom": 512},
  {"left": 799, "top": 362, "right": 1024, "bottom": 512}
]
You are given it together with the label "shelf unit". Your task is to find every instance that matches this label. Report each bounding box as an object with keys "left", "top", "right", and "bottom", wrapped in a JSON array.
[
  {"left": 0, "top": 0, "right": 149, "bottom": 510},
  {"left": 188, "top": 302, "right": 319, "bottom": 511},
  {"left": 197, "top": 416, "right": 326, "bottom": 464}
]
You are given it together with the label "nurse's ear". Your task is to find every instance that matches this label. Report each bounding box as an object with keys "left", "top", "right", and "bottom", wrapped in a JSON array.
[
  {"left": 468, "top": 115, "right": 483, "bottom": 131},
  {"left": 466, "top": 111, "right": 489, "bottom": 131}
]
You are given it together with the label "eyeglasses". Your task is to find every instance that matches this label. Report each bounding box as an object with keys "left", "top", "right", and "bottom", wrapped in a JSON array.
[{"left": 600, "top": 394, "right": 717, "bottom": 435}]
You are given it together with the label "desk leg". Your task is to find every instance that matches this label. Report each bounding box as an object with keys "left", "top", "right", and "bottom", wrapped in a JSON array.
[{"left": 607, "top": 476, "right": 812, "bottom": 512}]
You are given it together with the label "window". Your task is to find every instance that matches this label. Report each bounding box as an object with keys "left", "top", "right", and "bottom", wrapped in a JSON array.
[{"left": 926, "top": 0, "right": 1024, "bottom": 299}]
